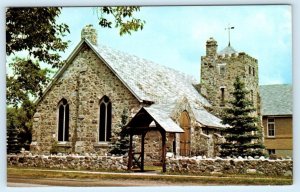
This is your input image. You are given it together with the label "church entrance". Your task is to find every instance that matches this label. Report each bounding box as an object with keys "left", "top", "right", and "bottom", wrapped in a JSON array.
[
  {"left": 180, "top": 111, "right": 191, "bottom": 156},
  {"left": 123, "top": 107, "right": 184, "bottom": 172}
]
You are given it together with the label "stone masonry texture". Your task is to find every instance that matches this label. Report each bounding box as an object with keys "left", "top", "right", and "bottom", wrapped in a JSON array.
[
  {"left": 167, "top": 157, "right": 292, "bottom": 176},
  {"left": 31, "top": 44, "right": 141, "bottom": 155},
  {"left": 7, "top": 154, "right": 292, "bottom": 177},
  {"left": 200, "top": 38, "right": 260, "bottom": 117}
]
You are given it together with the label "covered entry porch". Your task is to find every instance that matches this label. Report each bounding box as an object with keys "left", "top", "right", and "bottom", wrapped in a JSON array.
[{"left": 123, "top": 107, "right": 184, "bottom": 172}]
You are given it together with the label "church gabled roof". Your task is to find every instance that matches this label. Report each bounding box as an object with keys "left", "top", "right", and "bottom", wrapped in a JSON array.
[
  {"left": 87, "top": 40, "right": 210, "bottom": 108},
  {"left": 218, "top": 45, "right": 237, "bottom": 55},
  {"left": 37, "top": 38, "right": 225, "bottom": 128},
  {"left": 259, "top": 84, "right": 292, "bottom": 116}
]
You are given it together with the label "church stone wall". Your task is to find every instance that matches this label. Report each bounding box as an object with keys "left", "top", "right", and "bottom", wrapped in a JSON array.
[{"left": 31, "top": 44, "right": 140, "bottom": 155}]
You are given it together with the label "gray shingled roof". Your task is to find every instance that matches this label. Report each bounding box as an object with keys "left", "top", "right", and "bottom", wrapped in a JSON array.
[
  {"left": 259, "top": 84, "right": 292, "bottom": 116},
  {"left": 88, "top": 40, "right": 211, "bottom": 109},
  {"left": 38, "top": 39, "right": 225, "bottom": 129},
  {"left": 87, "top": 41, "right": 226, "bottom": 128},
  {"left": 192, "top": 108, "right": 226, "bottom": 128},
  {"left": 219, "top": 45, "right": 237, "bottom": 55}
]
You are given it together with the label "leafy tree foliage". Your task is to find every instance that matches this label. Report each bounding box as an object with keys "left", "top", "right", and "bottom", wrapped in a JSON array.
[
  {"left": 98, "top": 6, "right": 145, "bottom": 36},
  {"left": 6, "top": 57, "right": 52, "bottom": 106},
  {"left": 6, "top": 8, "right": 69, "bottom": 68},
  {"left": 220, "top": 77, "right": 264, "bottom": 157}
]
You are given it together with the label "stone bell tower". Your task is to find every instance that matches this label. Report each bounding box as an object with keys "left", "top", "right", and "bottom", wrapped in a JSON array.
[{"left": 200, "top": 37, "right": 260, "bottom": 117}]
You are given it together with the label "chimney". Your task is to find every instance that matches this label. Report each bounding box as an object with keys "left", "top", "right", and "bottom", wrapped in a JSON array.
[
  {"left": 81, "top": 24, "right": 97, "bottom": 46},
  {"left": 206, "top": 37, "right": 217, "bottom": 57}
]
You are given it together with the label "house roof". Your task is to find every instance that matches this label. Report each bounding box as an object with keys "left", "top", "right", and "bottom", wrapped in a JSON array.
[
  {"left": 37, "top": 39, "right": 224, "bottom": 128},
  {"left": 218, "top": 45, "right": 237, "bottom": 55},
  {"left": 259, "top": 84, "right": 292, "bottom": 116}
]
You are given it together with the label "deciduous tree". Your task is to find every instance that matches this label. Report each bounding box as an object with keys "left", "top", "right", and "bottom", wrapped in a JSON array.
[{"left": 6, "top": 7, "right": 144, "bottom": 153}]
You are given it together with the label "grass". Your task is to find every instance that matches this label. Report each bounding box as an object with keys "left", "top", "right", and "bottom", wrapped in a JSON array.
[{"left": 7, "top": 167, "right": 292, "bottom": 185}]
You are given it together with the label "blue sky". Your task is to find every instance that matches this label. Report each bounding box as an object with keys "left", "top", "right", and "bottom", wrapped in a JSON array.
[{"left": 57, "top": 5, "right": 292, "bottom": 85}]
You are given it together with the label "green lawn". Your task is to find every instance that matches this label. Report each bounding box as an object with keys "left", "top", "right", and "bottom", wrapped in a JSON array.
[{"left": 7, "top": 167, "right": 292, "bottom": 185}]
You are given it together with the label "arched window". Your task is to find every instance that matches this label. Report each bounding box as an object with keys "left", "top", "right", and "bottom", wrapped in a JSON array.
[
  {"left": 57, "top": 98, "right": 69, "bottom": 142},
  {"left": 99, "top": 96, "right": 112, "bottom": 142}
]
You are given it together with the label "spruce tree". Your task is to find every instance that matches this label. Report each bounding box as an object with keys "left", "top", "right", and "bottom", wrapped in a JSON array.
[
  {"left": 109, "top": 109, "right": 130, "bottom": 156},
  {"left": 220, "top": 77, "right": 264, "bottom": 157}
]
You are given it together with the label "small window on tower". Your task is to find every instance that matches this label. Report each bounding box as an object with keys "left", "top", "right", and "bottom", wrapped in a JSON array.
[
  {"left": 253, "top": 67, "right": 255, "bottom": 76},
  {"left": 250, "top": 90, "right": 254, "bottom": 104},
  {"left": 218, "top": 64, "right": 226, "bottom": 76},
  {"left": 220, "top": 87, "right": 225, "bottom": 106},
  {"left": 220, "top": 66, "right": 225, "bottom": 75},
  {"left": 249, "top": 66, "right": 252, "bottom": 75}
]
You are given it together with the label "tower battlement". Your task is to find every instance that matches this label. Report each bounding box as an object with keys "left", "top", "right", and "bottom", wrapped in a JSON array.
[{"left": 200, "top": 37, "right": 260, "bottom": 117}]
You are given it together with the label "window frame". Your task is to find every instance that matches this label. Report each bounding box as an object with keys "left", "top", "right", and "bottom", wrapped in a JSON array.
[
  {"left": 217, "top": 63, "right": 226, "bottom": 76},
  {"left": 57, "top": 98, "right": 69, "bottom": 142},
  {"left": 267, "top": 118, "right": 275, "bottom": 137},
  {"left": 268, "top": 149, "right": 276, "bottom": 155},
  {"left": 98, "top": 96, "right": 112, "bottom": 143}
]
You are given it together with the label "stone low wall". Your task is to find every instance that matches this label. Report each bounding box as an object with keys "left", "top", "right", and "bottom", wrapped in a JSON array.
[
  {"left": 167, "top": 157, "right": 293, "bottom": 176},
  {"left": 7, "top": 154, "right": 128, "bottom": 171},
  {"left": 7, "top": 154, "right": 293, "bottom": 177}
]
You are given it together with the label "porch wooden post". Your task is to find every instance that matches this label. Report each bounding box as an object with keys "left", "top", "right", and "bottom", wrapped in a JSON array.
[
  {"left": 161, "top": 130, "right": 167, "bottom": 172},
  {"left": 173, "top": 133, "right": 176, "bottom": 156},
  {"left": 127, "top": 133, "right": 133, "bottom": 171},
  {"left": 141, "top": 132, "right": 146, "bottom": 172}
]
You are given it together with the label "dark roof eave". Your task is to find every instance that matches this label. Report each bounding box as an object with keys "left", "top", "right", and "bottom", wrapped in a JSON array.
[
  {"left": 262, "top": 114, "right": 292, "bottom": 117},
  {"left": 142, "top": 100, "right": 155, "bottom": 105}
]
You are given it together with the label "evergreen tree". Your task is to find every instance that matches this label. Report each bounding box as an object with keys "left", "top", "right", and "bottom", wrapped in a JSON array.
[
  {"left": 220, "top": 77, "right": 264, "bottom": 157},
  {"left": 109, "top": 109, "right": 130, "bottom": 156},
  {"left": 7, "top": 121, "right": 20, "bottom": 154}
]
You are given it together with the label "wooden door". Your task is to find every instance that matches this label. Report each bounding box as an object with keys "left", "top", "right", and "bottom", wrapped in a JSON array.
[{"left": 180, "top": 111, "right": 191, "bottom": 156}]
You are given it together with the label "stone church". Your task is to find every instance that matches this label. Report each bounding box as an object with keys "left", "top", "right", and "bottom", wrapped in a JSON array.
[{"left": 30, "top": 25, "right": 261, "bottom": 160}]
